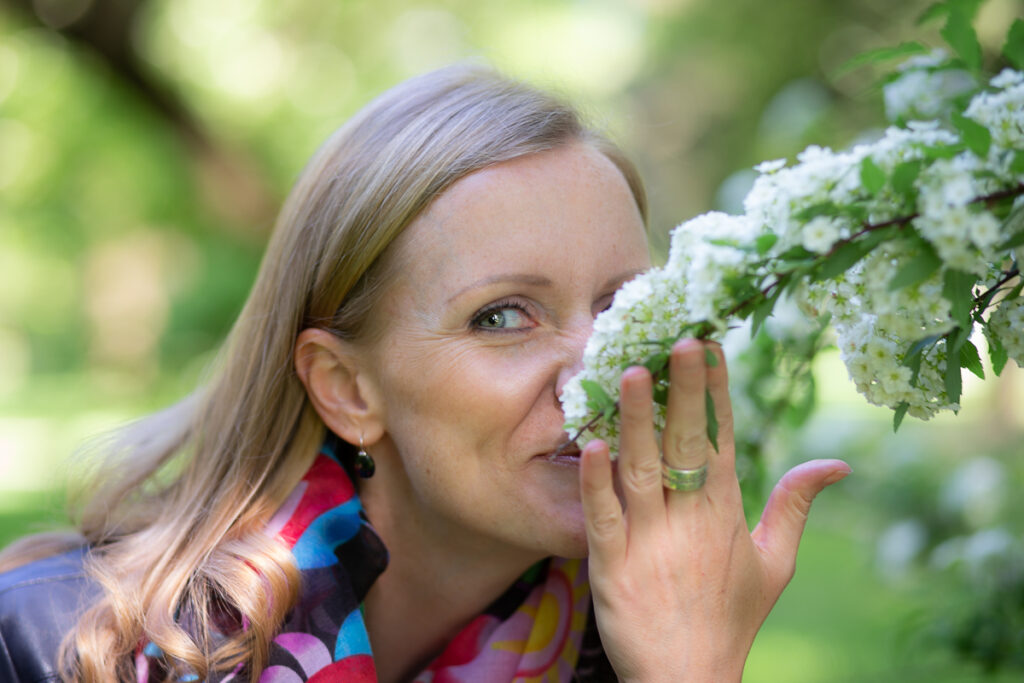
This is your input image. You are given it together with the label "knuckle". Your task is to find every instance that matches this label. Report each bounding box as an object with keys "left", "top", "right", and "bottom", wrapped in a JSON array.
[
  {"left": 589, "top": 510, "right": 622, "bottom": 537},
  {"left": 671, "top": 431, "right": 707, "bottom": 455},
  {"left": 621, "top": 458, "right": 662, "bottom": 491}
]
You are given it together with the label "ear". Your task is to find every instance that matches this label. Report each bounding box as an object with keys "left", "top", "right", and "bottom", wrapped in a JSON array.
[{"left": 294, "top": 328, "right": 385, "bottom": 448}]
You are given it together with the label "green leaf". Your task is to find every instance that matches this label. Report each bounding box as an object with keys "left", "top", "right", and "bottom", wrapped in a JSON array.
[
  {"left": 905, "top": 350, "right": 924, "bottom": 387},
  {"left": 755, "top": 233, "right": 778, "bottom": 255},
  {"left": 777, "top": 245, "right": 814, "bottom": 261},
  {"left": 949, "top": 324, "right": 972, "bottom": 353},
  {"left": 795, "top": 202, "right": 842, "bottom": 221},
  {"left": 750, "top": 288, "right": 783, "bottom": 337},
  {"left": 996, "top": 202, "right": 1024, "bottom": 250},
  {"left": 997, "top": 228, "right": 1024, "bottom": 249},
  {"left": 1004, "top": 18, "right": 1024, "bottom": 70},
  {"left": 987, "top": 326, "right": 1009, "bottom": 376},
  {"left": 889, "top": 243, "right": 942, "bottom": 291},
  {"left": 704, "top": 346, "right": 719, "bottom": 367},
  {"left": 941, "top": 6, "right": 982, "bottom": 72},
  {"left": 917, "top": 3, "right": 949, "bottom": 25},
  {"left": 580, "top": 379, "right": 615, "bottom": 414},
  {"left": 705, "top": 388, "right": 719, "bottom": 453},
  {"left": 892, "top": 160, "right": 923, "bottom": 197},
  {"left": 944, "top": 348, "right": 963, "bottom": 404},
  {"left": 642, "top": 351, "right": 670, "bottom": 375},
  {"left": 814, "top": 240, "right": 871, "bottom": 282},
  {"left": 951, "top": 111, "right": 992, "bottom": 157},
  {"left": 903, "top": 334, "right": 943, "bottom": 365},
  {"left": 860, "top": 156, "right": 887, "bottom": 195},
  {"left": 949, "top": 0, "right": 984, "bottom": 20},
  {"left": 835, "top": 41, "right": 930, "bottom": 76},
  {"left": 902, "top": 333, "right": 941, "bottom": 387},
  {"left": 943, "top": 268, "right": 976, "bottom": 328},
  {"left": 893, "top": 401, "right": 910, "bottom": 432},
  {"left": 1010, "top": 150, "right": 1024, "bottom": 175},
  {"left": 917, "top": 142, "right": 966, "bottom": 160},
  {"left": 960, "top": 340, "right": 985, "bottom": 379}
]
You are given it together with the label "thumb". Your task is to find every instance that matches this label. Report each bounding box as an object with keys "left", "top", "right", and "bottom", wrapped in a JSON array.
[{"left": 751, "top": 459, "right": 851, "bottom": 587}]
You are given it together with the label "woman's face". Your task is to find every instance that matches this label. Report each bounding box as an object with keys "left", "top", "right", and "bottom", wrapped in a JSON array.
[{"left": 360, "top": 142, "right": 650, "bottom": 562}]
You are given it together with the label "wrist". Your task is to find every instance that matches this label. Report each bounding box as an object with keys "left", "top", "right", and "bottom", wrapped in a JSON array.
[{"left": 616, "top": 644, "right": 748, "bottom": 683}]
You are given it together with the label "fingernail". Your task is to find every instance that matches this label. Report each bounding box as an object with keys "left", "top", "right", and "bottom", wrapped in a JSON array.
[
  {"left": 673, "top": 338, "right": 699, "bottom": 352},
  {"left": 824, "top": 468, "right": 852, "bottom": 485}
]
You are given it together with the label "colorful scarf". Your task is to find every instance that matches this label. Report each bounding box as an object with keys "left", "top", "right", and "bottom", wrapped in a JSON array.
[{"left": 141, "top": 442, "right": 605, "bottom": 682}]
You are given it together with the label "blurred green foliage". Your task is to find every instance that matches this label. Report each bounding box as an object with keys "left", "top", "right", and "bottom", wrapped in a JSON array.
[{"left": 2, "top": 0, "right": 1024, "bottom": 678}]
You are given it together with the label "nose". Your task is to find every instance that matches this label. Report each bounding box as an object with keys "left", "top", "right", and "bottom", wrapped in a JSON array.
[{"left": 554, "top": 318, "right": 593, "bottom": 401}]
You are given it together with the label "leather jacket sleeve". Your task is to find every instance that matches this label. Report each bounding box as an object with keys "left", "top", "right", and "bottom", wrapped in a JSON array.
[{"left": 0, "top": 548, "right": 100, "bottom": 682}]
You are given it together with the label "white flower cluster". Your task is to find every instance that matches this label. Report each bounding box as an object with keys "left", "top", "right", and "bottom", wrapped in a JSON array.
[
  {"left": 966, "top": 69, "right": 1024, "bottom": 149},
  {"left": 560, "top": 213, "right": 759, "bottom": 452},
  {"left": 988, "top": 295, "right": 1024, "bottom": 367},
  {"left": 883, "top": 50, "right": 976, "bottom": 122},
  {"left": 562, "top": 65, "right": 1024, "bottom": 450}
]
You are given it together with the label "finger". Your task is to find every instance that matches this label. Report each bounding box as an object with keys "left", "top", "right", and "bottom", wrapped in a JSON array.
[
  {"left": 662, "top": 339, "right": 710, "bottom": 471},
  {"left": 617, "top": 366, "right": 667, "bottom": 532},
  {"left": 580, "top": 439, "right": 627, "bottom": 572},
  {"left": 751, "top": 459, "right": 852, "bottom": 589}
]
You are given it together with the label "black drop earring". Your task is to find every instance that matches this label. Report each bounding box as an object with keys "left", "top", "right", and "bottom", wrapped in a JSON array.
[{"left": 355, "top": 436, "right": 375, "bottom": 479}]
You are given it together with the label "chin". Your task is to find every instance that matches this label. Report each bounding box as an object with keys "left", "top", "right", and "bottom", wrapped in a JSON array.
[{"left": 538, "top": 512, "right": 589, "bottom": 559}]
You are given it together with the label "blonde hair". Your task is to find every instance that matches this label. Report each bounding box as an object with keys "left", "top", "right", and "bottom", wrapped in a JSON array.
[{"left": 0, "top": 64, "right": 647, "bottom": 682}]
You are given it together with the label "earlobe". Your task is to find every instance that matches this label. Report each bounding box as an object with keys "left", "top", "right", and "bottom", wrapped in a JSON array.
[{"left": 294, "top": 328, "right": 385, "bottom": 447}]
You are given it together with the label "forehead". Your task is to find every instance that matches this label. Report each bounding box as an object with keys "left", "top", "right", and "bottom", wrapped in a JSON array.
[{"left": 388, "top": 143, "right": 649, "bottom": 298}]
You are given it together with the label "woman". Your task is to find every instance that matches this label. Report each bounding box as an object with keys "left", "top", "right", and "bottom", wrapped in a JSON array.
[{"left": 0, "top": 64, "right": 849, "bottom": 682}]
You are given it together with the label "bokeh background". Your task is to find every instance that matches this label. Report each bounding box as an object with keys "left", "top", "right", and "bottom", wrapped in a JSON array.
[{"left": 2, "top": 0, "right": 1023, "bottom": 680}]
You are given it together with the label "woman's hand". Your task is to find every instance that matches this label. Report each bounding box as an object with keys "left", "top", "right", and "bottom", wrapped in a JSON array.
[{"left": 579, "top": 339, "right": 850, "bottom": 683}]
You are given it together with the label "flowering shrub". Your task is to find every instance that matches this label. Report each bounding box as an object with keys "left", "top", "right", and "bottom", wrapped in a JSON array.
[{"left": 562, "top": 7, "right": 1024, "bottom": 455}]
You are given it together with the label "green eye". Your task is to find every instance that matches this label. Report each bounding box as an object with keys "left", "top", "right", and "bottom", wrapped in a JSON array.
[{"left": 474, "top": 305, "right": 530, "bottom": 330}]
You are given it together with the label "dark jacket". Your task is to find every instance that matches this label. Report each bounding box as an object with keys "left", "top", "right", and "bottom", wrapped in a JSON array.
[{"left": 0, "top": 548, "right": 99, "bottom": 682}]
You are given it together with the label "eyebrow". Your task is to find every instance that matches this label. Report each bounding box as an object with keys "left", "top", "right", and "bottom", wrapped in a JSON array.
[
  {"left": 445, "top": 269, "right": 646, "bottom": 304},
  {"left": 446, "top": 274, "right": 553, "bottom": 303}
]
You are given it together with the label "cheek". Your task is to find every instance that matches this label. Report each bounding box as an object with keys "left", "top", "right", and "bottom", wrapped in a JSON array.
[{"left": 381, "top": 341, "right": 557, "bottom": 451}]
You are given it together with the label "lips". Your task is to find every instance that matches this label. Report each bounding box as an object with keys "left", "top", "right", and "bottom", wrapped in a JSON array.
[{"left": 539, "top": 440, "right": 581, "bottom": 464}]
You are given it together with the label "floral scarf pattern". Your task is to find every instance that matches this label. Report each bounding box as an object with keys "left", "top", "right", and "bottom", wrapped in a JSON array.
[{"left": 141, "top": 441, "right": 604, "bottom": 682}]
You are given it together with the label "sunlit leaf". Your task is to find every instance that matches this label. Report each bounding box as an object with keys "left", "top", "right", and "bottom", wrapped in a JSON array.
[
  {"left": 960, "top": 340, "right": 984, "bottom": 379},
  {"left": 1003, "top": 18, "right": 1024, "bottom": 69},
  {"left": 941, "top": 6, "right": 982, "bottom": 72},
  {"left": 835, "top": 41, "right": 929, "bottom": 75}
]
